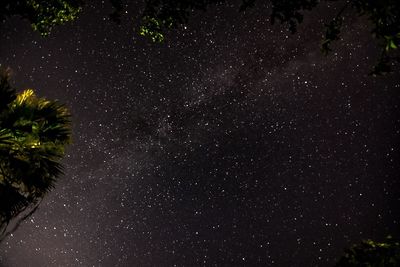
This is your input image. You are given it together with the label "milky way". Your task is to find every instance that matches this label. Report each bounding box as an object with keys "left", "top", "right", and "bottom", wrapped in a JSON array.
[{"left": 0, "top": 1, "right": 399, "bottom": 266}]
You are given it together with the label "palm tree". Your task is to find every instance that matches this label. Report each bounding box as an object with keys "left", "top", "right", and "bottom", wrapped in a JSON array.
[{"left": 0, "top": 70, "right": 71, "bottom": 241}]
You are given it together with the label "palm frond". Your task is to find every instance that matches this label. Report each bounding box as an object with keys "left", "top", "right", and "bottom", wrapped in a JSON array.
[{"left": 0, "top": 82, "right": 71, "bottom": 233}]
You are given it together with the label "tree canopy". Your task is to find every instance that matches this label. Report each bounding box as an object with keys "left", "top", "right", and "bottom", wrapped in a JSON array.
[
  {"left": 1, "top": 0, "right": 399, "bottom": 74},
  {"left": 335, "top": 236, "right": 400, "bottom": 266},
  {"left": 1, "top": 0, "right": 82, "bottom": 36},
  {"left": 0, "top": 70, "right": 71, "bottom": 241},
  {"left": 135, "top": 0, "right": 400, "bottom": 74}
]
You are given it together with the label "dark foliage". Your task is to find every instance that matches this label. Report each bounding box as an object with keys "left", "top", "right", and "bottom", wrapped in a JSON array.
[
  {"left": 335, "top": 236, "right": 400, "bottom": 266},
  {"left": 0, "top": 0, "right": 82, "bottom": 36},
  {"left": 1, "top": 0, "right": 399, "bottom": 73},
  {"left": 133, "top": 0, "right": 400, "bottom": 74}
]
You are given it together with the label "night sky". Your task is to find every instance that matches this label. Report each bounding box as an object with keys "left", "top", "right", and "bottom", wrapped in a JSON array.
[{"left": 0, "top": 1, "right": 399, "bottom": 266}]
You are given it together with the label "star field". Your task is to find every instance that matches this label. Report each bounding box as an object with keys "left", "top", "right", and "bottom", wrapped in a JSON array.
[{"left": 0, "top": 1, "right": 399, "bottom": 266}]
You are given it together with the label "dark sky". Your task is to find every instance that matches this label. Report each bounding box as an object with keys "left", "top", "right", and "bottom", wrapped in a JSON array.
[{"left": 0, "top": 1, "right": 399, "bottom": 266}]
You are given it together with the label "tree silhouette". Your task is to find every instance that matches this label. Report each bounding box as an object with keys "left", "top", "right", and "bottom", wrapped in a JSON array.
[{"left": 0, "top": 70, "right": 71, "bottom": 242}]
